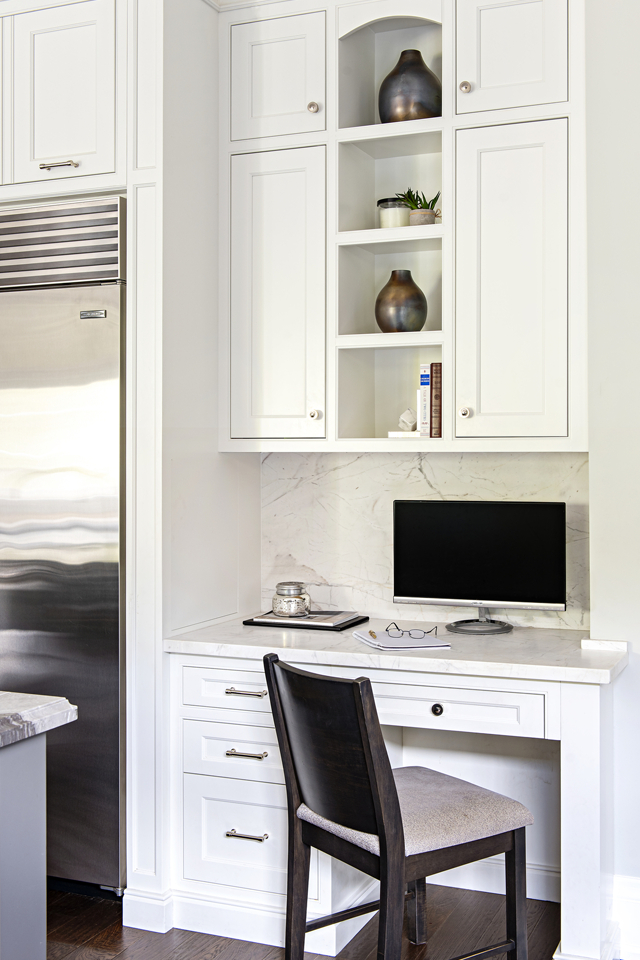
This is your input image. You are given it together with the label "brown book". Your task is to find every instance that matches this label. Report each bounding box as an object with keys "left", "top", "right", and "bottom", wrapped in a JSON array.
[{"left": 430, "top": 362, "right": 442, "bottom": 438}]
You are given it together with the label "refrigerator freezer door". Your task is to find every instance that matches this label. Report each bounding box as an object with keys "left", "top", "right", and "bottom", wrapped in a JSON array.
[{"left": 0, "top": 282, "right": 123, "bottom": 887}]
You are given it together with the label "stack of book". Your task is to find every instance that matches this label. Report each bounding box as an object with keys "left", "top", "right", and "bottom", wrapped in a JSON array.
[{"left": 388, "top": 362, "right": 442, "bottom": 438}]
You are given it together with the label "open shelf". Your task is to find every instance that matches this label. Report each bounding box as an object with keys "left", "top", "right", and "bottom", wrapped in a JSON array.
[
  {"left": 338, "top": 343, "right": 442, "bottom": 439},
  {"left": 338, "top": 15, "right": 442, "bottom": 130},
  {"left": 338, "top": 130, "right": 442, "bottom": 233},
  {"left": 337, "top": 223, "right": 442, "bottom": 247},
  {"left": 338, "top": 238, "right": 442, "bottom": 336}
]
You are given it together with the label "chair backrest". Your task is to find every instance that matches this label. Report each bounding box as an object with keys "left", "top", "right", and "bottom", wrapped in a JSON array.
[{"left": 264, "top": 653, "right": 402, "bottom": 844}]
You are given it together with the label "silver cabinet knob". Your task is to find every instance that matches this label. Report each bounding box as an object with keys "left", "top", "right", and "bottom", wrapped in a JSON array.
[
  {"left": 307, "top": 101, "right": 319, "bottom": 113},
  {"left": 309, "top": 409, "right": 321, "bottom": 420},
  {"left": 459, "top": 81, "right": 472, "bottom": 93},
  {"left": 458, "top": 407, "right": 471, "bottom": 418}
]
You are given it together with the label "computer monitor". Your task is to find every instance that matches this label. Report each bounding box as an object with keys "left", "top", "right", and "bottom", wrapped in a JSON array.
[{"left": 393, "top": 500, "right": 566, "bottom": 635}]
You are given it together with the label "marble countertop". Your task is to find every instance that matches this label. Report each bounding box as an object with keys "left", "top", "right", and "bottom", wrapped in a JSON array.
[
  {"left": 0, "top": 692, "right": 77, "bottom": 748},
  {"left": 165, "top": 617, "right": 629, "bottom": 684}
]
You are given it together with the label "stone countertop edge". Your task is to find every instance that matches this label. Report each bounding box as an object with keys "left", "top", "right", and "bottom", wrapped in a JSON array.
[
  {"left": 163, "top": 618, "right": 630, "bottom": 685},
  {"left": 0, "top": 692, "right": 78, "bottom": 749}
]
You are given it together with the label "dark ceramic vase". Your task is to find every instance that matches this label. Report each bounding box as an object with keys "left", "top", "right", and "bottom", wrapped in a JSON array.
[
  {"left": 378, "top": 49, "right": 442, "bottom": 123},
  {"left": 375, "top": 270, "right": 427, "bottom": 333}
]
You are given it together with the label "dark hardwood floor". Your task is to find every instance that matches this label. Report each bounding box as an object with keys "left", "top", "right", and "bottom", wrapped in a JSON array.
[{"left": 47, "top": 885, "right": 560, "bottom": 960}]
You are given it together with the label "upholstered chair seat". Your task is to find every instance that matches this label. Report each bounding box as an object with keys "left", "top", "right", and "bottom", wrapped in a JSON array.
[{"left": 298, "top": 765, "right": 534, "bottom": 857}]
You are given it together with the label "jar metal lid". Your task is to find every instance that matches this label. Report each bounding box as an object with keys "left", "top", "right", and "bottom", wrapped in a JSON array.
[
  {"left": 377, "top": 198, "right": 409, "bottom": 207},
  {"left": 275, "top": 581, "right": 306, "bottom": 596}
]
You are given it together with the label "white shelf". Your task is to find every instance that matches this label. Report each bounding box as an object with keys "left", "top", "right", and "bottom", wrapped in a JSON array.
[
  {"left": 337, "top": 224, "right": 442, "bottom": 250},
  {"left": 338, "top": 15, "right": 442, "bottom": 130},
  {"left": 337, "top": 331, "right": 443, "bottom": 348},
  {"left": 338, "top": 242, "right": 442, "bottom": 335},
  {"left": 338, "top": 134, "right": 442, "bottom": 233},
  {"left": 337, "top": 117, "right": 443, "bottom": 148},
  {"left": 338, "top": 342, "right": 442, "bottom": 439}
]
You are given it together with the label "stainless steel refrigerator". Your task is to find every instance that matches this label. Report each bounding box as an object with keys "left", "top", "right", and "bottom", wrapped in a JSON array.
[{"left": 0, "top": 198, "right": 125, "bottom": 891}]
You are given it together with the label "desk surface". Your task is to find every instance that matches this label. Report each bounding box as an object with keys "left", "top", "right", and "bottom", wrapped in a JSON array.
[{"left": 165, "top": 617, "right": 628, "bottom": 685}]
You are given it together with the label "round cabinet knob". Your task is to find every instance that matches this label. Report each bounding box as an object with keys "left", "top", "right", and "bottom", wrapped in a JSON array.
[
  {"left": 309, "top": 409, "right": 322, "bottom": 420},
  {"left": 459, "top": 81, "right": 472, "bottom": 93},
  {"left": 431, "top": 703, "right": 444, "bottom": 717},
  {"left": 458, "top": 407, "right": 471, "bottom": 419},
  {"left": 307, "top": 101, "right": 320, "bottom": 113}
]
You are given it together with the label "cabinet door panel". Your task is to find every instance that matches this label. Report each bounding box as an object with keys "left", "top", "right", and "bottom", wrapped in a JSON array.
[
  {"left": 11, "top": 0, "right": 115, "bottom": 183},
  {"left": 455, "top": 120, "right": 567, "bottom": 437},
  {"left": 456, "top": 0, "right": 567, "bottom": 113},
  {"left": 230, "top": 146, "right": 326, "bottom": 439},
  {"left": 231, "top": 12, "right": 325, "bottom": 141}
]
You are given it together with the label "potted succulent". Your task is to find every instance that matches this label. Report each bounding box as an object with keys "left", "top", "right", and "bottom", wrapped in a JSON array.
[{"left": 395, "top": 188, "right": 441, "bottom": 226}]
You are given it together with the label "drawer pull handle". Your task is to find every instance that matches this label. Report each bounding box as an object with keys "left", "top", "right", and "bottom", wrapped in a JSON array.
[
  {"left": 431, "top": 703, "right": 444, "bottom": 716},
  {"left": 225, "top": 687, "right": 268, "bottom": 698},
  {"left": 39, "top": 159, "right": 80, "bottom": 170},
  {"left": 226, "top": 748, "right": 268, "bottom": 761},
  {"left": 226, "top": 829, "right": 269, "bottom": 842}
]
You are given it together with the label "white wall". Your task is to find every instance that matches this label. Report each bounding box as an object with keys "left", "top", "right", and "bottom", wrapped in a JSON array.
[
  {"left": 162, "top": 0, "right": 261, "bottom": 637},
  {"left": 124, "top": 0, "right": 262, "bottom": 930},
  {"left": 585, "top": 2, "right": 640, "bottom": 956},
  {"left": 262, "top": 452, "right": 589, "bottom": 630}
]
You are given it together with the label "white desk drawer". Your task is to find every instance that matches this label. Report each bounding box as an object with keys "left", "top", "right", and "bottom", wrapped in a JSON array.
[
  {"left": 183, "top": 719, "right": 284, "bottom": 784},
  {"left": 371, "top": 682, "right": 545, "bottom": 738},
  {"left": 182, "top": 665, "right": 272, "bottom": 717},
  {"left": 183, "top": 774, "right": 318, "bottom": 897}
]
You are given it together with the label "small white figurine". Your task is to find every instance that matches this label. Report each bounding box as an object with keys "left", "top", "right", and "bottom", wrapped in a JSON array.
[{"left": 398, "top": 407, "right": 417, "bottom": 431}]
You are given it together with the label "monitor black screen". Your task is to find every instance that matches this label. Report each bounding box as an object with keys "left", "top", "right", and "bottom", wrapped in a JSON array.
[{"left": 393, "top": 500, "right": 566, "bottom": 610}]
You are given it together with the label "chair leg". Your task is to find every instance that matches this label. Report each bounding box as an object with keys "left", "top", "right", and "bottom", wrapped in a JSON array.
[
  {"left": 377, "top": 859, "right": 405, "bottom": 960},
  {"left": 407, "top": 878, "right": 428, "bottom": 945},
  {"left": 505, "top": 828, "right": 528, "bottom": 960},
  {"left": 285, "top": 816, "right": 311, "bottom": 960}
]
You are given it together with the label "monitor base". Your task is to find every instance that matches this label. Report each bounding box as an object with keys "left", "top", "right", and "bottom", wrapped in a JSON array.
[{"left": 445, "top": 618, "right": 513, "bottom": 636}]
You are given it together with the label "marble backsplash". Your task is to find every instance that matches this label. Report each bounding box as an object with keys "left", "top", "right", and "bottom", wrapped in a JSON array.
[{"left": 261, "top": 453, "right": 589, "bottom": 630}]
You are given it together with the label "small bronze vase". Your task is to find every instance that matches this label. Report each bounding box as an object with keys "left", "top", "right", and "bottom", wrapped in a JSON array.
[
  {"left": 378, "top": 50, "right": 441, "bottom": 123},
  {"left": 375, "top": 270, "right": 427, "bottom": 333}
]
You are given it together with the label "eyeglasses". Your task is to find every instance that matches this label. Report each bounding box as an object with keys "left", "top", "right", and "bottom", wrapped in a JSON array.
[{"left": 386, "top": 621, "right": 438, "bottom": 639}]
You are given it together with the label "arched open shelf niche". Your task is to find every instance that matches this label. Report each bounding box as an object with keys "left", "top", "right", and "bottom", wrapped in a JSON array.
[{"left": 338, "top": 2, "right": 442, "bottom": 131}]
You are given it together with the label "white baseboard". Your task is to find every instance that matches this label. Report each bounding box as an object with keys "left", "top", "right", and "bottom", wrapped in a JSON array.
[
  {"left": 122, "top": 888, "right": 174, "bottom": 932},
  {"left": 430, "top": 856, "right": 560, "bottom": 903},
  {"left": 167, "top": 883, "right": 377, "bottom": 957},
  {"left": 613, "top": 875, "right": 640, "bottom": 960},
  {"left": 123, "top": 870, "right": 640, "bottom": 960}
]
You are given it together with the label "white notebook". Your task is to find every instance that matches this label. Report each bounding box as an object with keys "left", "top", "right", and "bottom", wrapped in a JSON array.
[{"left": 353, "top": 629, "right": 451, "bottom": 651}]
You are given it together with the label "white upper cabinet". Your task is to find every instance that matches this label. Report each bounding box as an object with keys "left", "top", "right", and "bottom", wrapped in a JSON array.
[
  {"left": 455, "top": 119, "right": 568, "bottom": 438},
  {"left": 456, "top": 0, "right": 568, "bottom": 113},
  {"left": 230, "top": 146, "right": 326, "bottom": 439},
  {"left": 9, "top": 0, "right": 116, "bottom": 183},
  {"left": 231, "top": 12, "right": 326, "bottom": 141}
]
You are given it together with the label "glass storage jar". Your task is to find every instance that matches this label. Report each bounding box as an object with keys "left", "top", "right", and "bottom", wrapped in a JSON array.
[
  {"left": 377, "top": 198, "right": 410, "bottom": 228},
  {"left": 272, "top": 582, "right": 311, "bottom": 617}
]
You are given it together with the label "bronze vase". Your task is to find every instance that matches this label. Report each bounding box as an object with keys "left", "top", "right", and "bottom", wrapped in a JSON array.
[
  {"left": 378, "top": 49, "right": 442, "bottom": 123},
  {"left": 375, "top": 270, "right": 427, "bottom": 333}
]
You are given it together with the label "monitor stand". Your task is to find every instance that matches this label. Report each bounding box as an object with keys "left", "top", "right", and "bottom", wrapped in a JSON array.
[{"left": 446, "top": 608, "right": 513, "bottom": 636}]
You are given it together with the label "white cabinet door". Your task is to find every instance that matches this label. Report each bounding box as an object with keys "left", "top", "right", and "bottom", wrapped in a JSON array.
[
  {"left": 231, "top": 12, "right": 325, "bottom": 141},
  {"left": 455, "top": 119, "right": 567, "bottom": 438},
  {"left": 10, "top": 0, "right": 115, "bottom": 183},
  {"left": 456, "top": 0, "right": 567, "bottom": 113},
  {"left": 230, "top": 146, "right": 326, "bottom": 440}
]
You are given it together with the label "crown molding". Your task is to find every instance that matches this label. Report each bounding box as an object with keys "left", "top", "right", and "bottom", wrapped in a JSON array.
[{"left": 202, "top": 0, "right": 296, "bottom": 11}]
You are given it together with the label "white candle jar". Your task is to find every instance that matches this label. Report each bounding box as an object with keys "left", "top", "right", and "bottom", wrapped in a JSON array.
[
  {"left": 272, "top": 582, "right": 311, "bottom": 617},
  {"left": 377, "top": 198, "right": 410, "bottom": 229}
]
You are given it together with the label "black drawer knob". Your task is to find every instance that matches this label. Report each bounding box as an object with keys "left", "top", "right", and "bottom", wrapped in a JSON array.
[{"left": 431, "top": 703, "right": 444, "bottom": 717}]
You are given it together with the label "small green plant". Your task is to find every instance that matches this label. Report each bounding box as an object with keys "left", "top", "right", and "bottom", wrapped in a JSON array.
[{"left": 395, "top": 188, "right": 441, "bottom": 210}]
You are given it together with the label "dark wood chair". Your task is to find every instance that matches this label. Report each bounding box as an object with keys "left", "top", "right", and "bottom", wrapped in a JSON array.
[{"left": 263, "top": 653, "right": 533, "bottom": 960}]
